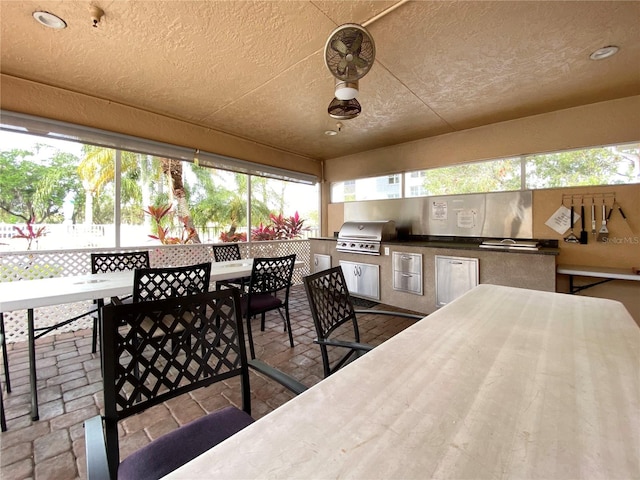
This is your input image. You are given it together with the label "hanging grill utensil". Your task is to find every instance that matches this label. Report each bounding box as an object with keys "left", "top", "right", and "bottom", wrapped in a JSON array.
[
  {"left": 564, "top": 203, "right": 579, "bottom": 243},
  {"left": 579, "top": 201, "right": 588, "bottom": 244},
  {"left": 597, "top": 201, "right": 609, "bottom": 242},
  {"left": 591, "top": 199, "right": 597, "bottom": 237},
  {"left": 612, "top": 199, "right": 634, "bottom": 233}
]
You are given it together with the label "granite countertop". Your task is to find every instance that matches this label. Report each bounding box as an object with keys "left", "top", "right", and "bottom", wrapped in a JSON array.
[{"left": 310, "top": 237, "right": 560, "bottom": 256}]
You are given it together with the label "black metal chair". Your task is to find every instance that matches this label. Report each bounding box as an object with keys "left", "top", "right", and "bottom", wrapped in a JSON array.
[
  {"left": 90, "top": 251, "right": 150, "bottom": 353},
  {"left": 0, "top": 314, "right": 10, "bottom": 399},
  {"left": 303, "top": 266, "right": 423, "bottom": 377},
  {"left": 132, "top": 262, "right": 211, "bottom": 303},
  {"left": 242, "top": 254, "right": 296, "bottom": 359},
  {"left": 0, "top": 332, "right": 6, "bottom": 432},
  {"left": 127, "top": 262, "right": 212, "bottom": 348},
  {"left": 84, "top": 289, "right": 306, "bottom": 480},
  {"left": 211, "top": 243, "right": 250, "bottom": 291}
]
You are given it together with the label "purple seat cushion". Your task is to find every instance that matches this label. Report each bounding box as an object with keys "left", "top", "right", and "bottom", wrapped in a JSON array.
[
  {"left": 242, "top": 293, "right": 282, "bottom": 314},
  {"left": 118, "top": 406, "right": 254, "bottom": 480}
]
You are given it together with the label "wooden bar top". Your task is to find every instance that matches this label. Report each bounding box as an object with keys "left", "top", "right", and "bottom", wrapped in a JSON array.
[{"left": 165, "top": 284, "right": 640, "bottom": 480}]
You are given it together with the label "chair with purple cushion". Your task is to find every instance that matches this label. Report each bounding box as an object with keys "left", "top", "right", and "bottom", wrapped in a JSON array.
[
  {"left": 84, "top": 288, "right": 306, "bottom": 480},
  {"left": 211, "top": 243, "right": 250, "bottom": 291},
  {"left": 90, "top": 251, "right": 150, "bottom": 354},
  {"left": 241, "top": 254, "right": 296, "bottom": 359}
]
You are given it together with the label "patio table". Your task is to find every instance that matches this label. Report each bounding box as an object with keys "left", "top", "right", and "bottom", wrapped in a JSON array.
[
  {"left": 0, "top": 259, "right": 261, "bottom": 420},
  {"left": 164, "top": 284, "right": 639, "bottom": 480}
]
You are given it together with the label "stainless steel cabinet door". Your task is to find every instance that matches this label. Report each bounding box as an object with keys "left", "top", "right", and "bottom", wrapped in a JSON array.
[
  {"left": 339, "top": 261, "right": 380, "bottom": 301},
  {"left": 435, "top": 256, "right": 479, "bottom": 307},
  {"left": 313, "top": 254, "right": 331, "bottom": 273}
]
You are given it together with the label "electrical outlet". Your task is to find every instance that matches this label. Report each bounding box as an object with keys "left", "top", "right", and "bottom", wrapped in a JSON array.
[{"left": 384, "top": 247, "right": 390, "bottom": 256}]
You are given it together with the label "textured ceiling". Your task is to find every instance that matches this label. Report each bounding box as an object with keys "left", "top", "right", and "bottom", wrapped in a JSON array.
[{"left": 1, "top": 1, "right": 639, "bottom": 160}]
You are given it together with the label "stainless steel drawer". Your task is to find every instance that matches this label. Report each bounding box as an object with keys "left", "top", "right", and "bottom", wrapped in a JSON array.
[
  {"left": 393, "top": 271, "right": 423, "bottom": 295},
  {"left": 392, "top": 252, "right": 422, "bottom": 274},
  {"left": 392, "top": 251, "right": 423, "bottom": 295}
]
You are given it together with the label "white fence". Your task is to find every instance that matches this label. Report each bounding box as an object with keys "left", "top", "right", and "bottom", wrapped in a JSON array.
[
  {"left": 0, "top": 240, "right": 310, "bottom": 343},
  {"left": 0, "top": 223, "right": 320, "bottom": 252}
]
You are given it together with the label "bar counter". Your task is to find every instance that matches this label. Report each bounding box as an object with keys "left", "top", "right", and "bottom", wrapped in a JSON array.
[{"left": 165, "top": 284, "right": 639, "bottom": 479}]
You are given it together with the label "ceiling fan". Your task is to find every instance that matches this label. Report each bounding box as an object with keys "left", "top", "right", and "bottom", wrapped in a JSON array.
[{"left": 324, "top": 23, "right": 376, "bottom": 120}]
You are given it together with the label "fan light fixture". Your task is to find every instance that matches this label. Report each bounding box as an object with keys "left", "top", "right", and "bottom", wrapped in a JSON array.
[
  {"left": 589, "top": 46, "right": 619, "bottom": 60},
  {"left": 328, "top": 98, "right": 361, "bottom": 120},
  {"left": 324, "top": 23, "right": 375, "bottom": 120},
  {"left": 335, "top": 80, "right": 359, "bottom": 100},
  {"left": 33, "top": 11, "right": 67, "bottom": 29}
]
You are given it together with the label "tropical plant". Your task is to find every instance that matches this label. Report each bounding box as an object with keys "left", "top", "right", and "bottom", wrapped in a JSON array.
[
  {"left": 235, "top": 211, "right": 309, "bottom": 242},
  {"left": 13, "top": 217, "right": 48, "bottom": 250},
  {"left": 270, "top": 211, "right": 309, "bottom": 239},
  {"left": 251, "top": 223, "right": 277, "bottom": 241},
  {"left": 144, "top": 204, "right": 198, "bottom": 245},
  {"left": 219, "top": 231, "right": 247, "bottom": 243}
]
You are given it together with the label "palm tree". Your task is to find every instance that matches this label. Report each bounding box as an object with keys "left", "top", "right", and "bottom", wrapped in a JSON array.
[
  {"left": 77, "top": 146, "right": 141, "bottom": 225},
  {"left": 189, "top": 169, "right": 271, "bottom": 240},
  {"left": 159, "top": 158, "right": 201, "bottom": 243},
  {"left": 77, "top": 148, "right": 201, "bottom": 242}
]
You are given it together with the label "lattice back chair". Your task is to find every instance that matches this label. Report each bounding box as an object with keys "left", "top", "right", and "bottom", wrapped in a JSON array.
[
  {"left": 0, "top": 314, "right": 10, "bottom": 400},
  {"left": 129, "top": 262, "right": 212, "bottom": 349},
  {"left": 0, "top": 333, "right": 6, "bottom": 432},
  {"left": 303, "top": 266, "right": 422, "bottom": 377},
  {"left": 132, "top": 262, "right": 211, "bottom": 303},
  {"left": 211, "top": 243, "right": 250, "bottom": 291},
  {"left": 85, "top": 290, "right": 250, "bottom": 480},
  {"left": 84, "top": 289, "right": 307, "bottom": 480},
  {"left": 242, "top": 254, "right": 296, "bottom": 359},
  {"left": 212, "top": 243, "right": 242, "bottom": 262},
  {"left": 90, "top": 251, "right": 150, "bottom": 353}
]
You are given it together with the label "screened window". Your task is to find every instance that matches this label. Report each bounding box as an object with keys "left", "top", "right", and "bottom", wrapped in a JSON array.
[
  {"left": 331, "top": 174, "right": 402, "bottom": 201},
  {"left": 0, "top": 128, "right": 319, "bottom": 252},
  {"left": 524, "top": 144, "right": 639, "bottom": 189},
  {"left": 331, "top": 142, "right": 639, "bottom": 203},
  {"left": 405, "top": 157, "right": 522, "bottom": 197}
]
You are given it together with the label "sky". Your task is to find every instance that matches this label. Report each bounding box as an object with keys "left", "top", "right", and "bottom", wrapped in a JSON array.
[{"left": 0, "top": 130, "right": 84, "bottom": 161}]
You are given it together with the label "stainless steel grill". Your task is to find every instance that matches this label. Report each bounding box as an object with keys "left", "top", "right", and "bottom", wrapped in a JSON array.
[{"left": 337, "top": 221, "right": 397, "bottom": 255}]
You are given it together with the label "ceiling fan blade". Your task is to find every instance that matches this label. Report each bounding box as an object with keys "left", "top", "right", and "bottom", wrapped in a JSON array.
[
  {"left": 337, "top": 58, "right": 348, "bottom": 75},
  {"left": 349, "top": 31, "right": 363, "bottom": 53},
  {"left": 331, "top": 39, "right": 348, "bottom": 55},
  {"left": 353, "top": 55, "right": 369, "bottom": 69}
]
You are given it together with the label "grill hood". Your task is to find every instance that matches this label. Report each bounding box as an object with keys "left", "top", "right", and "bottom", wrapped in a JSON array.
[{"left": 337, "top": 221, "right": 397, "bottom": 255}]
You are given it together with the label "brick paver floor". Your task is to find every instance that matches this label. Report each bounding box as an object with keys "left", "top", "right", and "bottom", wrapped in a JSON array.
[{"left": 0, "top": 285, "right": 420, "bottom": 480}]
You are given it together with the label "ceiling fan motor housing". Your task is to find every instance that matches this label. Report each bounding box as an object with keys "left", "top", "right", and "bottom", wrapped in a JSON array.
[{"left": 335, "top": 80, "right": 359, "bottom": 100}]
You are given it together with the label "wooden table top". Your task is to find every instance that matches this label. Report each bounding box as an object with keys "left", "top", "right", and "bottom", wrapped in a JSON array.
[{"left": 164, "top": 284, "right": 640, "bottom": 480}]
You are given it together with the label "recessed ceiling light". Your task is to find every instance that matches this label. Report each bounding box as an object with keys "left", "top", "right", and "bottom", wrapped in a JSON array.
[
  {"left": 33, "top": 11, "right": 67, "bottom": 29},
  {"left": 324, "top": 122, "right": 343, "bottom": 136},
  {"left": 589, "top": 46, "right": 619, "bottom": 60}
]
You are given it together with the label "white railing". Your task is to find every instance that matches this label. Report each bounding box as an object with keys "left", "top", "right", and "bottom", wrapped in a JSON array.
[{"left": 0, "top": 240, "right": 310, "bottom": 343}]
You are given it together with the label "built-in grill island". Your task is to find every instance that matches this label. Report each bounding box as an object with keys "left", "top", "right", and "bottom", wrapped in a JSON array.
[{"left": 336, "top": 221, "right": 397, "bottom": 255}]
